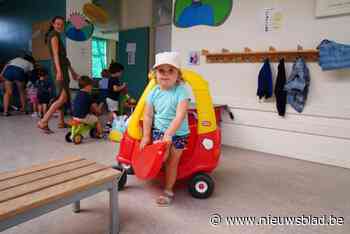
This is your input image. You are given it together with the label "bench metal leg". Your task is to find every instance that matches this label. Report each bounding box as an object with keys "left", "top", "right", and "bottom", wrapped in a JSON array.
[
  {"left": 109, "top": 180, "right": 119, "bottom": 234},
  {"left": 73, "top": 201, "right": 80, "bottom": 213}
]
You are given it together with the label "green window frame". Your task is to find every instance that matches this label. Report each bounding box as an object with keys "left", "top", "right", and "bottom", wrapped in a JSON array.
[{"left": 91, "top": 37, "right": 107, "bottom": 78}]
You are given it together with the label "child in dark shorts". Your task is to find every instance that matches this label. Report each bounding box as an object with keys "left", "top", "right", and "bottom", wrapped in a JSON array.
[{"left": 36, "top": 69, "right": 52, "bottom": 118}]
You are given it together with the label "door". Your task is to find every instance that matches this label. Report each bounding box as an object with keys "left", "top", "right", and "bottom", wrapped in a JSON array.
[{"left": 118, "top": 27, "right": 149, "bottom": 100}]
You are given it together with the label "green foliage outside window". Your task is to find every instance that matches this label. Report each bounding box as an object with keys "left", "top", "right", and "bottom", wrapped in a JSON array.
[{"left": 91, "top": 37, "right": 107, "bottom": 78}]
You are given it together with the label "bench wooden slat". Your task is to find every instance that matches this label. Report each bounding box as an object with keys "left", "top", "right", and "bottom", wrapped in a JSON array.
[
  {"left": 0, "top": 164, "right": 110, "bottom": 203},
  {"left": 0, "top": 168, "right": 120, "bottom": 220},
  {"left": 0, "top": 156, "right": 83, "bottom": 182},
  {"left": 0, "top": 159, "right": 97, "bottom": 192}
]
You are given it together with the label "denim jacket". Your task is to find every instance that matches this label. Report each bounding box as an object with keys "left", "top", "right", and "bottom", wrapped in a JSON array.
[
  {"left": 318, "top": 39, "right": 350, "bottom": 71},
  {"left": 284, "top": 58, "right": 310, "bottom": 113}
]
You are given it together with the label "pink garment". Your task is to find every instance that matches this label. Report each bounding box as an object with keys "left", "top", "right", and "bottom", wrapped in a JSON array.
[{"left": 27, "top": 87, "right": 38, "bottom": 104}]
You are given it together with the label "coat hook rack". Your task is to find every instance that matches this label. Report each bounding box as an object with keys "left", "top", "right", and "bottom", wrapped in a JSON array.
[{"left": 202, "top": 46, "right": 319, "bottom": 63}]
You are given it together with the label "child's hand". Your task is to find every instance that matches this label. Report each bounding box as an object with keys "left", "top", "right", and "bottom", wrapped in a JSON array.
[
  {"left": 140, "top": 136, "right": 151, "bottom": 149},
  {"left": 72, "top": 72, "right": 80, "bottom": 81},
  {"left": 162, "top": 132, "right": 172, "bottom": 143}
]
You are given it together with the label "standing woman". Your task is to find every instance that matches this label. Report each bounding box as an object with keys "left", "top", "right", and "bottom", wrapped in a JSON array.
[
  {"left": 37, "top": 16, "right": 79, "bottom": 133},
  {"left": 1, "top": 55, "right": 35, "bottom": 116}
]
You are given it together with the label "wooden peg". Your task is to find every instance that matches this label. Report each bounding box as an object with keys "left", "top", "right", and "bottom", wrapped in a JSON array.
[
  {"left": 297, "top": 45, "right": 303, "bottom": 51},
  {"left": 244, "top": 47, "right": 252, "bottom": 53},
  {"left": 268, "top": 46, "right": 276, "bottom": 52},
  {"left": 222, "top": 48, "right": 230, "bottom": 53},
  {"left": 201, "top": 49, "right": 209, "bottom": 56}
]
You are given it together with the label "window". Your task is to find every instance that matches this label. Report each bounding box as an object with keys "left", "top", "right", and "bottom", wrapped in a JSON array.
[{"left": 91, "top": 37, "right": 107, "bottom": 78}]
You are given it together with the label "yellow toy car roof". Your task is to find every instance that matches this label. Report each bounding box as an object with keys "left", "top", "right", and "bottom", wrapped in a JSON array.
[{"left": 127, "top": 69, "right": 217, "bottom": 140}]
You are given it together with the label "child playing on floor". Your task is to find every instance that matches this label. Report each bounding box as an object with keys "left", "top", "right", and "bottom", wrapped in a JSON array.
[
  {"left": 118, "top": 85, "right": 136, "bottom": 116},
  {"left": 106, "top": 62, "right": 126, "bottom": 128},
  {"left": 72, "top": 76, "right": 103, "bottom": 138},
  {"left": 140, "top": 52, "right": 190, "bottom": 206},
  {"left": 36, "top": 69, "right": 52, "bottom": 118}
]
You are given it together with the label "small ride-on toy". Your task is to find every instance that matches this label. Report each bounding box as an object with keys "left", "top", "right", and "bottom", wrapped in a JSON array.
[
  {"left": 65, "top": 119, "right": 99, "bottom": 144},
  {"left": 114, "top": 69, "right": 233, "bottom": 198}
]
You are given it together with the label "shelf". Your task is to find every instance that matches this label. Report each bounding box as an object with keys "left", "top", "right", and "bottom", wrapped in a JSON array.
[{"left": 202, "top": 47, "right": 319, "bottom": 63}]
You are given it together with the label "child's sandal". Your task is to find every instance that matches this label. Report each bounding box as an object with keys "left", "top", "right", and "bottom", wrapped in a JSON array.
[{"left": 156, "top": 190, "right": 174, "bottom": 207}]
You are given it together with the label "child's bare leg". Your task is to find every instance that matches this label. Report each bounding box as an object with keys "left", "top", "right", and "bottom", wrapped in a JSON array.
[
  {"left": 164, "top": 146, "right": 183, "bottom": 192},
  {"left": 156, "top": 146, "right": 183, "bottom": 206},
  {"left": 38, "top": 104, "right": 42, "bottom": 116},
  {"left": 33, "top": 102, "right": 38, "bottom": 113},
  {"left": 96, "top": 120, "right": 103, "bottom": 136},
  {"left": 108, "top": 111, "right": 114, "bottom": 123},
  {"left": 98, "top": 103, "right": 104, "bottom": 114}
]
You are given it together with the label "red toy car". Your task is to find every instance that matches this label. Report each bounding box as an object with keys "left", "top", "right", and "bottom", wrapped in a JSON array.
[{"left": 114, "top": 69, "right": 233, "bottom": 198}]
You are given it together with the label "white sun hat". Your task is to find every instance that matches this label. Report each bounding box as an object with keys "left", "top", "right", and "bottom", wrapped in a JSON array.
[{"left": 153, "top": 51, "right": 181, "bottom": 69}]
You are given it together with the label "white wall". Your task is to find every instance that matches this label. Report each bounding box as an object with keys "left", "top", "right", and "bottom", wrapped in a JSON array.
[
  {"left": 66, "top": 0, "right": 92, "bottom": 88},
  {"left": 172, "top": 0, "right": 350, "bottom": 168}
]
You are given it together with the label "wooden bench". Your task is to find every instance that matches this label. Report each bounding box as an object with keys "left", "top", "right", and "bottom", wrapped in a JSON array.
[{"left": 0, "top": 156, "right": 121, "bottom": 234}]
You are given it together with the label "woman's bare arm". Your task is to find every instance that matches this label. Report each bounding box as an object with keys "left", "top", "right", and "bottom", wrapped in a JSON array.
[{"left": 51, "top": 36, "right": 62, "bottom": 80}]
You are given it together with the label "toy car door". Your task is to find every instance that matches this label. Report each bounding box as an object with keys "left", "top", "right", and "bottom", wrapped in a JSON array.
[{"left": 131, "top": 141, "right": 168, "bottom": 180}]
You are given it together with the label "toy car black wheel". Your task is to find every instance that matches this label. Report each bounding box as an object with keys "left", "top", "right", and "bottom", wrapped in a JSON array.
[
  {"left": 73, "top": 134, "right": 83, "bottom": 145},
  {"left": 188, "top": 173, "right": 214, "bottom": 199},
  {"left": 119, "top": 162, "right": 134, "bottom": 175},
  {"left": 112, "top": 165, "right": 127, "bottom": 190},
  {"left": 89, "top": 128, "right": 97, "bottom": 138},
  {"left": 65, "top": 132, "right": 72, "bottom": 143}
]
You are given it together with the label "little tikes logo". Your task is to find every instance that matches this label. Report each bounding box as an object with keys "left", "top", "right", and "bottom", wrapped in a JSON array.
[{"left": 201, "top": 121, "right": 211, "bottom": 127}]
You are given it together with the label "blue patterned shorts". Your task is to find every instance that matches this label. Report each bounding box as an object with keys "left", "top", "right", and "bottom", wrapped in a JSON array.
[{"left": 152, "top": 129, "right": 188, "bottom": 149}]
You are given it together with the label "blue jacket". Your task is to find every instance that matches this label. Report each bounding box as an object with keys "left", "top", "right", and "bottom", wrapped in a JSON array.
[
  {"left": 318, "top": 39, "right": 350, "bottom": 71},
  {"left": 284, "top": 58, "right": 310, "bottom": 113},
  {"left": 257, "top": 59, "right": 273, "bottom": 100}
]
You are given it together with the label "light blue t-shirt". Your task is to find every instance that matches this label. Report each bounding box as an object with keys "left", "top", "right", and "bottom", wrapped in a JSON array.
[{"left": 147, "top": 84, "right": 190, "bottom": 136}]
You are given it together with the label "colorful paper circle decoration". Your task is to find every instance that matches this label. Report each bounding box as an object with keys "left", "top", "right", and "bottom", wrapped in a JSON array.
[
  {"left": 174, "top": 0, "right": 233, "bottom": 28},
  {"left": 65, "top": 12, "right": 94, "bottom": 41}
]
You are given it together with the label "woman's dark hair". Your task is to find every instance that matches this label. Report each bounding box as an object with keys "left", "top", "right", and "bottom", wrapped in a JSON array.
[
  {"left": 44, "top": 16, "right": 65, "bottom": 44},
  {"left": 108, "top": 62, "right": 124, "bottom": 74},
  {"left": 22, "top": 54, "right": 36, "bottom": 65}
]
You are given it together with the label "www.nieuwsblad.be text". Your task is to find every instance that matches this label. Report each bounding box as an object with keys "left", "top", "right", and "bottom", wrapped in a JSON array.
[{"left": 209, "top": 214, "right": 345, "bottom": 227}]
